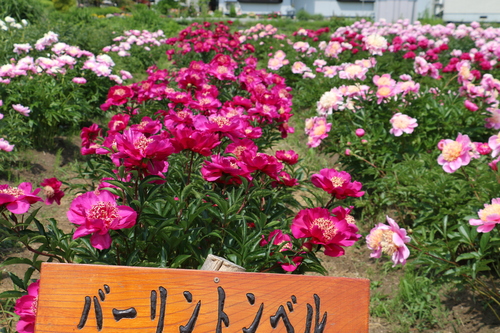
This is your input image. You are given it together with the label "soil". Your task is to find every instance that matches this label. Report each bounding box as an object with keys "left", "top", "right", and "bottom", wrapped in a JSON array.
[{"left": 1, "top": 142, "right": 500, "bottom": 333}]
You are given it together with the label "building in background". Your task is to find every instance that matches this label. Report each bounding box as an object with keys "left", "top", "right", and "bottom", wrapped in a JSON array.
[{"left": 166, "top": 0, "right": 500, "bottom": 23}]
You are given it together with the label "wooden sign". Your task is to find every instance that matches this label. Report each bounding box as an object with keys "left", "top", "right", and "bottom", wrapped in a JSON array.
[{"left": 35, "top": 263, "right": 369, "bottom": 333}]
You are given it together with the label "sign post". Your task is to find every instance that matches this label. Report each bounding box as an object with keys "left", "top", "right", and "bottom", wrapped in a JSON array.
[{"left": 35, "top": 262, "right": 369, "bottom": 332}]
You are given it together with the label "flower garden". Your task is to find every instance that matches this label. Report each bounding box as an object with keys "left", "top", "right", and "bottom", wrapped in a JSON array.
[{"left": 2, "top": 0, "right": 500, "bottom": 332}]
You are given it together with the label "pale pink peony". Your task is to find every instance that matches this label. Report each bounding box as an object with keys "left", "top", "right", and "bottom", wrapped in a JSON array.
[
  {"left": 366, "top": 216, "right": 411, "bottom": 267},
  {"left": 469, "top": 198, "right": 500, "bottom": 232},
  {"left": 437, "top": 133, "right": 473, "bottom": 173},
  {"left": 72, "top": 77, "right": 87, "bottom": 84},
  {"left": 0, "top": 138, "right": 14, "bottom": 152},
  {"left": 12, "top": 104, "right": 30, "bottom": 116},
  {"left": 389, "top": 113, "right": 418, "bottom": 136}
]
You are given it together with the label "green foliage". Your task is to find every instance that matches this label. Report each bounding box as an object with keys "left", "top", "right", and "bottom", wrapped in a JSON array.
[
  {"left": 296, "top": 9, "right": 323, "bottom": 21},
  {"left": 155, "top": 0, "right": 179, "bottom": 15},
  {"left": 0, "top": 0, "right": 47, "bottom": 23},
  {"left": 228, "top": 3, "right": 237, "bottom": 18},
  {"left": 371, "top": 266, "right": 453, "bottom": 331},
  {"left": 52, "top": 0, "right": 76, "bottom": 12}
]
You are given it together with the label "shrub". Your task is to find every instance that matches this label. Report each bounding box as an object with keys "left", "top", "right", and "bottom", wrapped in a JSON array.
[
  {"left": 52, "top": 0, "right": 77, "bottom": 12},
  {"left": 0, "top": 0, "right": 46, "bottom": 23}
]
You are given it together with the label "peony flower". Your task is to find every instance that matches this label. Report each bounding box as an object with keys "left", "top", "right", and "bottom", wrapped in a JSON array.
[
  {"left": 469, "top": 198, "right": 500, "bottom": 233},
  {"left": 355, "top": 128, "right": 365, "bottom": 137},
  {"left": 437, "top": 133, "right": 473, "bottom": 173},
  {"left": 40, "top": 178, "right": 64, "bottom": 205},
  {"left": 291, "top": 207, "right": 360, "bottom": 257},
  {"left": 68, "top": 190, "right": 137, "bottom": 250},
  {"left": 0, "top": 138, "right": 14, "bottom": 152},
  {"left": 15, "top": 280, "right": 39, "bottom": 333},
  {"left": 366, "top": 216, "right": 411, "bottom": 267},
  {"left": 389, "top": 113, "right": 418, "bottom": 136},
  {"left": 311, "top": 168, "right": 364, "bottom": 199},
  {"left": 275, "top": 150, "right": 299, "bottom": 165},
  {"left": 12, "top": 104, "right": 30, "bottom": 116},
  {"left": 464, "top": 99, "right": 479, "bottom": 112},
  {"left": 0, "top": 182, "right": 42, "bottom": 214},
  {"left": 72, "top": 77, "right": 87, "bottom": 84}
]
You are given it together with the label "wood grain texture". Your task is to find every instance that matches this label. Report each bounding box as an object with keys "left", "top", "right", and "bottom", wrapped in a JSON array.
[{"left": 35, "top": 263, "right": 369, "bottom": 333}]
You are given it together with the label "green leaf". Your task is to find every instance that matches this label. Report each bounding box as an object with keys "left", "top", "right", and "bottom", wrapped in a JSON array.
[
  {"left": 456, "top": 252, "right": 479, "bottom": 262},
  {"left": 0, "top": 290, "right": 24, "bottom": 298},
  {"left": 8, "top": 272, "right": 25, "bottom": 290},
  {"left": 0, "top": 257, "right": 33, "bottom": 268},
  {"left": 170, "top": 254, "right": 191, "bottom": 268}
]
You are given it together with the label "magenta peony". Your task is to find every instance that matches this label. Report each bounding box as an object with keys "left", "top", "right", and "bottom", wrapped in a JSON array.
[{"left": 68, "top": 190, "right": 137, "bottom": 250}]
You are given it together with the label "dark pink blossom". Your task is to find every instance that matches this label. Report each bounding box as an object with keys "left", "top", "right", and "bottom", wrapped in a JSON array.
[
  {"left": 40, "top": 177, "right": 64, "bottom": 205},
  {"left": 0, "top": 182, "right": 42, "bottom": 214},
  {"left": 310, "top": 168, "right": 364, "bottom": 199},
  {"left": 68, "top": 190, "right": 137, "bottom": 249},
  {"left": 291, "top": 207, "right": 356, "bottom": 257},
  {"left": 15, "top": 280, "right": 39, "bottom": 333},
  {"left": 275, "top": 150, "right": 299, "bottom": 165}
]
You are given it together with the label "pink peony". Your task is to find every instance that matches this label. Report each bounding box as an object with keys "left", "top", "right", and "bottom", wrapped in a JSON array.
[
  {"left": 291, "top": 207, "right": 360, "bottom": 257},
  {"left": 72, "top": 77, "right": 87, "bottom": 84},
  {"left": 0, "top": 138, "right": 14, "bottom": 152},
  {"left": 469, "top": 198, "right": 500, "bottom": 233},
  {"left": 40, "top": 177, "right": 64, "bottom": 205},
  {"left": 355, "top": 128, "right": 365, "bottom": 137},
  {"left": 437, "top": 133, "right": 472, "bottom": 173},
  {"left": 68, "top": 190, "right": 137, "bottom": 250},
  {"left": 366, "top": 216, "right": 411, "bottom": 267},
  {"left": 0, "top": 182, "right": 42, "bottom": 214},
  {"left": 15, "top": 280, "right": 39, "bottom": 333},
  {"left": 275, "top": 150, "right": 299, "bottom": 165},
  {"left": 464, "top": 99, "right": 479, "bottom": 112},
  {"left": 311, "top": 168, "right": 364, "bottom": 199},
  {"left": 389, "top": 113, "right": 418, "bottom": 136},
  {"left": 12, "top": 104, "right": 30, "bottom": 116}
]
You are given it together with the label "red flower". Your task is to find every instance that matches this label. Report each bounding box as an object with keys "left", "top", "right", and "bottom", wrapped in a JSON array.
[
  {"left": 40, "top": 177, "right": 64, "bottom": 205},
  {"left": 311, "top": 168, "right": 364, "bottom": 199},
  {"left": 108, "top": 114, "right": 130, "bottom": 133},
  {"left": 107, "top": 85, "right": 134, "bottom": 106}
]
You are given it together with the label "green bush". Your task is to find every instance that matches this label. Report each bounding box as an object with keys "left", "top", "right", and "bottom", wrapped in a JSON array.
[
  {"left": 0, "top": 0, "right": 47, "bottom": 23},
  {"left": 155, "top": 0, "right": 179, "bottom": 15},
  {"left": 52, "top": 0, "right": 76, "bottom": 12}
]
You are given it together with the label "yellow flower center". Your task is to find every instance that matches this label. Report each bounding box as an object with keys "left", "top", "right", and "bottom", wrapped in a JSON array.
[
  {"left": 313, "top": 124, "right": 326, "bottom": 136},
  {"left": 442, "top": 141, "right": 463, "bottom": 162},
  {"left": 134, "top": 137, "right": 153, "bottom": 151},
  {"left": 88, "top": 201, "right": 119, "bottom": 226},
  {"left": 392, "top": 116, "right": 410, "bottom": 129},
  {"left": 479, "top": 203, "right": 500, "bottom": 221},
  {"left": 212, "top": 116, "right": 230, "bottom": 128},
  {"left": 346, "top": 215, "right": 356, "bottom": 224},
  {"left": 367, "top": 229, "right": 398, "bottom": 255},
  {"left": 330, "top": 176, "right": 345, "bottom": 187},
  {"left": 377, "top": 86, "right": 391, "bottom": 97},
  {"left": 311, "top": 217, "right": 337, "bottom": 241},
  {"left": 0, "top": 186, "right": 24, "bottom": 197}
]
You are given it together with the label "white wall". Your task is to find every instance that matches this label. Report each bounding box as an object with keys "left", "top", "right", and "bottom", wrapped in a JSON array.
[
  {"left": 293, "top": 0, "right": 374, "bottom": 17},
  {"left": 443, "top": 0, "right": 500, "bottom": 22},
  {"left": 375, "top": 0, "right": 418, "bottom": 22}
]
